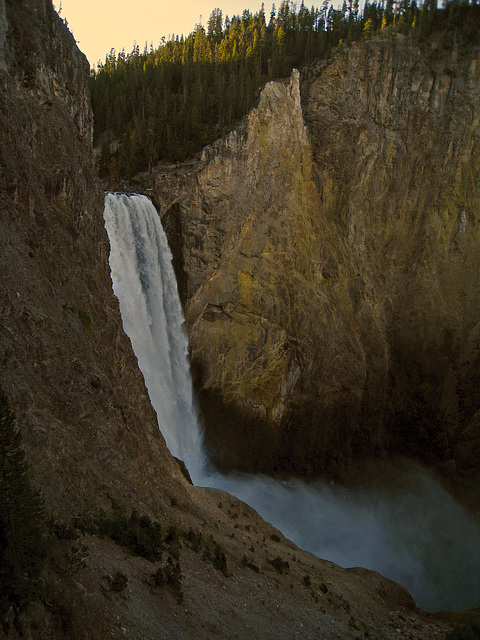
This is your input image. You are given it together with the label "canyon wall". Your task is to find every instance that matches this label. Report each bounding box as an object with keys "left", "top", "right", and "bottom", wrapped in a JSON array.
[
  {"left": 156, "top": 34, "right": 480, "bottom": 482},
  {"left": 0, "top": 0, "right": 189, "bottom": 515}
]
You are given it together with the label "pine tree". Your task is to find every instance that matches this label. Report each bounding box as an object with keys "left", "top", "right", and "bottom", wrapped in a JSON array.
[
  {"left": 363, "top": 16, "right": 376, "bottom": 38},
  {"left": 0, "top": 388, "right": 47, "bottom": 627}
]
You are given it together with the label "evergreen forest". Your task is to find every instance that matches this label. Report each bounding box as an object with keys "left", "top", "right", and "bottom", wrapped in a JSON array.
[
  {"left": 0, "top": 388, "right": 47, "bottom": 626},
  {"left": 89, "top": 0, "right": 480, "bottom": 178}
]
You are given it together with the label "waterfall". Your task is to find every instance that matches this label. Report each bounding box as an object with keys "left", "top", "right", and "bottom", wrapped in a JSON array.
[
  {"left": 103, "top": 192, "right": 480, "bottom": 613},
  {"left": 103, "top": 192, "right": 206, "bottom": 483}
]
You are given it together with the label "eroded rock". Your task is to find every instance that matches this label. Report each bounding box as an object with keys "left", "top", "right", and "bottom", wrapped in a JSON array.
[{"left": 156, "top": 36, "right": 480, "bottom": 481}]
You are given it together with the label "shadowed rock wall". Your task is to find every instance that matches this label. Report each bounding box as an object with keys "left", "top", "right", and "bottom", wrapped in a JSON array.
[{"left": 0, "top": 0, "right": 188, "bottom": 513}]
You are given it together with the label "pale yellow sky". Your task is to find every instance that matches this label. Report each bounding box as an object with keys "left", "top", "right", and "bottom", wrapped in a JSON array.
[{"left": 56, "top": 1, "right": 269, "bottom": 66}]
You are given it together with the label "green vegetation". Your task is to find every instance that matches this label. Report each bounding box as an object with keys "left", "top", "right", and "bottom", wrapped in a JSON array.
[
  {"left": 0, "top": 390, "right": 230, "bottom": 618},
  {"left": 62, "top": 543, "right": 89, "bottom": 575},
  {"left": 110, "top": 571, "right": 129, "bottom": 592},
  {"left": 185, "top": 527, "right": 203, "bottom": 553},
  {"left": 78, "top": 309, "right": 93, "bottom": 334},
  {"left": 153, "top": 555, "right": 184, "bottom": 603},
  {"left": 212, "top": 542, "right": 227, "bottom": 572},
  {"left": 0, "top": 388, "right": 48, "bottom": 628},
  {"left": 269, "top": 555, "right": 290, "bottom": 573},
  {"left": 89, "top": 0, "right": 480, "bottom": 179},
  {"left": 164, "top": 524, "right": 181, "bottom": 559},
  {"left": 203, "top": 537, "right": 228, "bottom": 573},
  {"left": 84, "top": 510, "right": 165, "bottom": 562},
  {"left": 241, "top": 554, "right": 260, "bottom": 572},
  {"left": 446, "top": 624, "right": 480, "bottom": 640},
  {"left": 63, "top": 511, "right": 229, "bottom": 602}
]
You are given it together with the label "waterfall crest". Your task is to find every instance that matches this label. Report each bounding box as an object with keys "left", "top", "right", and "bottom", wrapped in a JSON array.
[{"left": 103, "top": 192, "right": 206, "bottom": 483}]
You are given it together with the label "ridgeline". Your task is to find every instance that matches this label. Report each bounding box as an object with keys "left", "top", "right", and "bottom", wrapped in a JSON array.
[{"left": 90, "top": 0, "right": 480, "bottom": 178}]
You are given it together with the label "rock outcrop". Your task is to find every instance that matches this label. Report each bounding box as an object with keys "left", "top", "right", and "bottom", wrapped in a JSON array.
[
  {"left": 0, "top": 0, "right": 187, "bottom": 514},
  {"left": 156, "top": 35, "right": 480, "bottom": 482}
]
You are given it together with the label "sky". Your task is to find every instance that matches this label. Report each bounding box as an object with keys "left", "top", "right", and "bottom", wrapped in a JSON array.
[{"left": 55, "top": 1, "right": 269, "bottom": 67}]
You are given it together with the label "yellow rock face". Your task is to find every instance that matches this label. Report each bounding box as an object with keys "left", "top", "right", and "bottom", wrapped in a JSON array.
[{"left": 157, "top": 38, "right": 480, "bottom": 480}]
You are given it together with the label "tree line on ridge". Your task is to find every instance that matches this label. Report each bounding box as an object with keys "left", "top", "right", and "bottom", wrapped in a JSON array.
[{"left": 89, "top": 0, "right": 480, "bottom": 179}]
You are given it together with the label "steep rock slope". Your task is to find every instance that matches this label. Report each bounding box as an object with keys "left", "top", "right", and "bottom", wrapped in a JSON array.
[
  {"left": 0, "top": 0, "right": 188, "bottom": 515},
  {"left": 156, "top": 34, "right": 480, "bottom": 482},
  {"left": 304, "top": 34, "right": 480, "bottom": 479}
]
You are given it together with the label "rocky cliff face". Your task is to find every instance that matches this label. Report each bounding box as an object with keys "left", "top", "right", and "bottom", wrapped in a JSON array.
[
  {"left": 304, "top": 34, "right": 480, "bottom": 480},
  {"left": 0, "top": 0, "right": 189, "bottom": 515},
  {"left": 156, "top": 34, "right": 480, "bottom": 483}
]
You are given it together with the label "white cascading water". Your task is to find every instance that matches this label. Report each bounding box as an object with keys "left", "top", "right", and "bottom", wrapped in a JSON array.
[
  {"left": 103, "top": 192, "right": 206, "bottom": 483},
  {"left": 103, "top": 192, "right": 480, "bottom": 613}
]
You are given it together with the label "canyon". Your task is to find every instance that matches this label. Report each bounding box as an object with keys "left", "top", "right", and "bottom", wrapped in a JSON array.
[{"left": 0, "top": 0, "right": 478, "bottom": 637}]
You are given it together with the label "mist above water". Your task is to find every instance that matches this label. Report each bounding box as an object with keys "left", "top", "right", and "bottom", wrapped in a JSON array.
[
  {"left": 104, "top": 192, "right": 480, "bottom": 614},
  {"left": 206, "top": 467, "right": 480, "bottom": 612}
]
